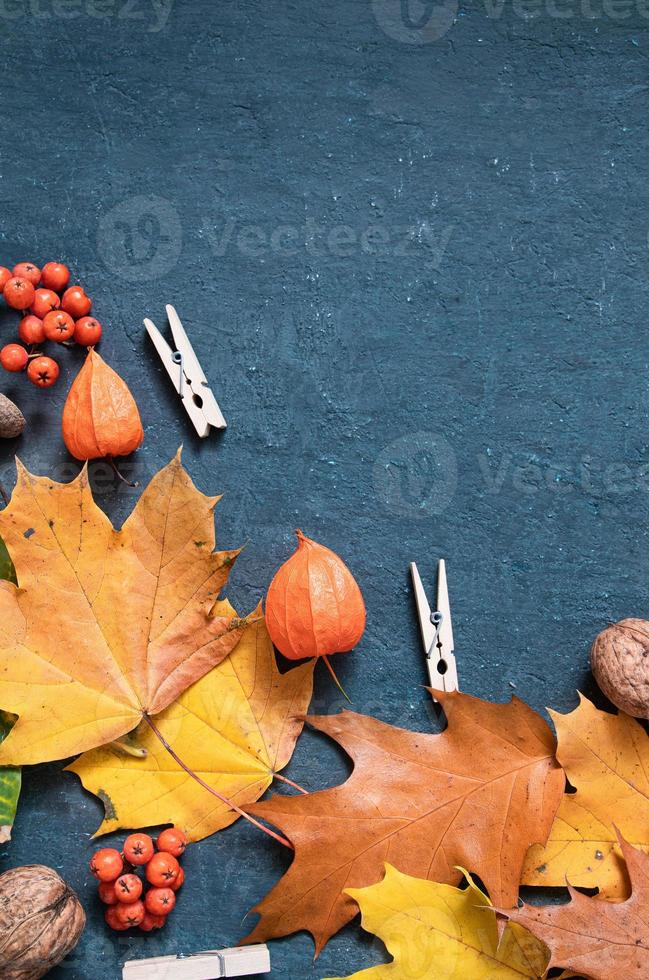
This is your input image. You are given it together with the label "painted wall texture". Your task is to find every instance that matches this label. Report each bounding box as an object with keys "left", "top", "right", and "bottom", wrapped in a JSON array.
[{"left": 1, "top": 0, "right": 647, "bottom": 976}]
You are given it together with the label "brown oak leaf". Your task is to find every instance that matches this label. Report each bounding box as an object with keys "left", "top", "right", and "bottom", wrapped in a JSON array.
[
  {"left": 505, "top": 835, "right": 649, "bottom": 979},
  {"left": 242, "top": 691, "right": 564, "bottom": 955}
]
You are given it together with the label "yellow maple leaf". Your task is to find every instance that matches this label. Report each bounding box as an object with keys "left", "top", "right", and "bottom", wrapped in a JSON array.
[
  {"left": 67, "top": 609, "right": 314, "bottom": 842},
  {"left": 323, "top": 864, "right": 550, "bottom": 980},
  {"left": 522, "top": 694, "right": 649, "bottom": 899},
  {"left": 0, "top": 453, "right": 249, "bottom": 765}
]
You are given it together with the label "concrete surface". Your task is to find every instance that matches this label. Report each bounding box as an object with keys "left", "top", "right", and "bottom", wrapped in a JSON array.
[{"left": 1, "top": 0, "right": 647, "bottom": 976}]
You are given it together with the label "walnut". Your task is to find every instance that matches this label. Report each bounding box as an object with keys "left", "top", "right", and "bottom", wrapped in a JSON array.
[
  {"left": 0, "top": 865, "right": 85, "bottom": 979},
  {"left": 591, "top": 618, "right": 649, "bottom": 718},
  {"left": 0, "top": 393, "right": 25, "bottom": 439}
]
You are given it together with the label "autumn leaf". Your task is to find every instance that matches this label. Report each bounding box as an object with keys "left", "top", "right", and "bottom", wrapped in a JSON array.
[
  {"left": 323, "top": 864, "right": 550, "bottom": 980},
  {"left": 67, "top": 609, "right": 314, "bottom": 842},
  {"left": 522, "top": 694, "right": 649, "bottom": 900},
  {"left": 0, "top": 711, "right": 19, "bottom": 844},
  {"left": 0, "top": 536, "right": 16, "bottom": 585},
  {"left": 0, "top": 452, "right": 249, "bottom": 766},
  {"left": 507, "top": 836, "right": 649, "bottom": 979},
  {"left": 243, "top": 691, "right": 564, "bottom": 955},
  {"left": 0, "top": 538, "right": 19, "bottom": 843}
]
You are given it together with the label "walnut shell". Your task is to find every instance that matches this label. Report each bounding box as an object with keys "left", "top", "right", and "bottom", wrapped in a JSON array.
[
  {"left": 0, "top": 865, "right": 85, "bottom": 980},
  {"left": 591, "top": 618, "right": 649, "bottom": 718},
  {"left": 0, "top": 393, "right": 25, "bottom": 439}
]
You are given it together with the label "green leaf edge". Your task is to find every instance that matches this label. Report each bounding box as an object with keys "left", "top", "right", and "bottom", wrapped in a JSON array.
[{"left": 0, "top": 536, "right": 20, "bottom": 842}]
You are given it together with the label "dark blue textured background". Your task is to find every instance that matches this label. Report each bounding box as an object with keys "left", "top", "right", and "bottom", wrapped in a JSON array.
[{"left": 0, "top": 0, "right": 646, "bottom": 976}]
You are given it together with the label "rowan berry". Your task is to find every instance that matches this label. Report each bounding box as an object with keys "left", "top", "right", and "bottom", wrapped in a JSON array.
[
  {"left": 145, "top": 887, "right": 176, "bottom": 916},
  {"left": 90, "top": 848, "right": 124, "bottom": 882},
  {"left": 145, "top": 852, "right": 180, "bottom": 887},
  {"left": 123, "top": 833, "right": 155, "bottom": 866},
  {"left": 157, "top": 827, "right": 188, "bottom": 858},
  {"left": 114, "top": 873, "right": 143, "bottom": 904}
]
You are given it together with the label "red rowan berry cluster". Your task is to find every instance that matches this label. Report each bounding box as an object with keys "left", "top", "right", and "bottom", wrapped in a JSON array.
[
  {"left": 90, "top": 827, "right": 187, "bottom": 932},
  {"left": 0, "top": 261, "right": 102, "bottom": 388}
]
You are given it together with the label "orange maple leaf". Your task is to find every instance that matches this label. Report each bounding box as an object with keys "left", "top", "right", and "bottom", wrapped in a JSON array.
[
  {"left": 243, "top": 691, "right": 564, "bottom": 955},
  {"left": 505, "top": 834, "right": 649, "bottom": 979},
  {"left": 0, "top": 452, "right": 248, "bottom": 765}
]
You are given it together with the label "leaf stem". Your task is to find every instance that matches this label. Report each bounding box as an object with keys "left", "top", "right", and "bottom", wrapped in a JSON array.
[
  {"left": 273, "top": 772, "right": 308, "bottom": 794},
  {"left": 322, "top": 654, "right": 352, "bottom": 704},
  {"left": 142, "top": 713, "right": 293, "bottom": 851},
  {"left": 107, "top": 455, "right": 138, "bottom": 488}
]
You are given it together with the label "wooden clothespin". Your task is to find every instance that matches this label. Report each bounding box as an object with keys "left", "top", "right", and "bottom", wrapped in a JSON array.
[
  {"left": 122, "top": 944, "right": 270, "bottom": 979},
  {"left": 144, "top": 304, "right": 227, "bottom": 437},
  {"left": 410, "top": 558, "right": 459, "bottom": 697}
]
